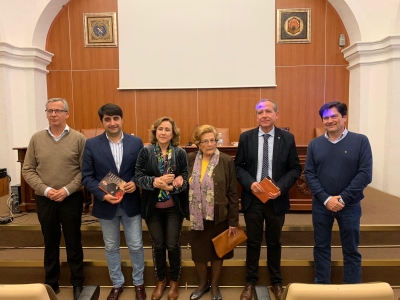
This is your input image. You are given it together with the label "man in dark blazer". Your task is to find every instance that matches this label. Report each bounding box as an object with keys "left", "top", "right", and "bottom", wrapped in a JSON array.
[
  {"left": 235, "top": 99, "right": 301, "bottom": 300},
  {"left": 82, "top": 104, "right": 146, "bottom": 300}
]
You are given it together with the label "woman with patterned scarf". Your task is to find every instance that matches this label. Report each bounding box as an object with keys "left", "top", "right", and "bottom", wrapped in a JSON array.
[
  {"left": 187, "top": 125, "right": 239, "bottom": 300},
  {"left": 135, "top": 116, "right": 188, "bottom": 300}
]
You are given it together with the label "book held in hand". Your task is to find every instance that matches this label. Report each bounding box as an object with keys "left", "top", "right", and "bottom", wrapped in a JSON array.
[
  {"left": 252, "top": 176, "right": 280, "bottom": 203},
  {"left": 98, "top": 171, "right": 126, "bottom": 200}
]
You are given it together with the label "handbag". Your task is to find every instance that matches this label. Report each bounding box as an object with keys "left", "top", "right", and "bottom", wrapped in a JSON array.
[{"left": 212, "top": 225, "right": 247, "bottom": 258}]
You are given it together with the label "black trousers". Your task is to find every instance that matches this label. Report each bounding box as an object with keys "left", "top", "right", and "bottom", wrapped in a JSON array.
[
  {"left": 243, "top": 198, "right": 285, "bottom": 285},
  {"left": 36, "top": 191, "right": 84, "bottom": 288}
]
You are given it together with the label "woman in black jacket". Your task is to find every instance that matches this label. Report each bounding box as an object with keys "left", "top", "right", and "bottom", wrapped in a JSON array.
[{"left": 135, "top": 116, "right": 188, "bottom": 300}]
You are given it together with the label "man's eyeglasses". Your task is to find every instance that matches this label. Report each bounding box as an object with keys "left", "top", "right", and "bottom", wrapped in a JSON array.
[
  {"left": 200, "top": 139, "right": 216, "bottom": 145},
  {"left": 45, "top": 109, "right": 67, "bottom": 114}
]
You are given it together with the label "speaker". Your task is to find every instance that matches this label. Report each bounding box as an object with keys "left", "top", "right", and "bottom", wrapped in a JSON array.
[{"left": 11, "top": 184, "right": 21, "bottom": 214}]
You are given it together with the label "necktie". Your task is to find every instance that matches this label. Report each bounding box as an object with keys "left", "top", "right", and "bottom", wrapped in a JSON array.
[{"left": 261, "top": 134, "right": 270, "bottom": 179}]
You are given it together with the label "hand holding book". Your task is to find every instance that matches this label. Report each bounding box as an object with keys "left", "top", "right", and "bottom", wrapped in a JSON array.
[
  {"left": 252, "top": 176, "right": 280, "bottom": 203},
  {"left": 99, "top": 171, "right": 126, "bottom": 201}
]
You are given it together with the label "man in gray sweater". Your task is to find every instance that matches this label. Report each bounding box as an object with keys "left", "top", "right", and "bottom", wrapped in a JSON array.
[{"left": 22, "top": 98, "right": 86, "bottom": 300}]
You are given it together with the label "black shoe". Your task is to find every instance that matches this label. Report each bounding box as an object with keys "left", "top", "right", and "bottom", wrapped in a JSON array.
[
  {"left": 211, "top": 292, "right": 222, "bottom": 300},
  {"left": 73, "top": 286, "right": 84, "bottom": 300},
  {"left": 190, "top": 282, "right": 210, "bottom": 300}
]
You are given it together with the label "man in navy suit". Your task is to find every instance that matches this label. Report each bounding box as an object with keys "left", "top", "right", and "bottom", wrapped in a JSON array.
[
  {"left": 235, "top": 99, "right": 301, "bottom": 300},
  {"left": 82, "top": 104, "right": 146, "bottom": 300}
]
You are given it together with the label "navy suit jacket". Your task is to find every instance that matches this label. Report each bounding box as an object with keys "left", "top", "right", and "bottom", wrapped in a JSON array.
[
  {"left": 82, "top": 132, "right": 143, "bottom": 220},
  {"left": 235, "top": 127, "right": 301, "bottom": 215}
]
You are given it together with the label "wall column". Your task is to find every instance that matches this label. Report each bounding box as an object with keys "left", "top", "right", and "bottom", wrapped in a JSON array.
[
  {"left": 0, "top": 42, "right": 53, "bottom": 185},
  {"left": 343, "top": 35, "right": 400, "bottom": 196}
]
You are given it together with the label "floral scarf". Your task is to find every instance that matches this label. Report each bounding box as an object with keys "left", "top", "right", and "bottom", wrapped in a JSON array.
[
  {"left": 154, "top": 142, "right": 172, "bottom": 202},
  {"left": 189, "top": 148, "right": 220, "bottom": 230}
]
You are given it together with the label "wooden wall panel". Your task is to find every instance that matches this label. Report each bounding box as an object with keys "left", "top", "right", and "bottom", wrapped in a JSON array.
[
  {"left": 326, "top": 2, "right": 350, "bottom": 65},
  {"left": 135, "top": 90, "right": 198, "bottom": 145},
  {"left": 68, "top": 0, "right": 119, "bottom": 70},
  {"left": 46, "top": 0, "right": 350, "bottom": 147},
  {"left": 197, "top": 88, "right": 261, "bottom": 143},
  {"left": 262, "top": 66, "right": 325, "bottom": 145},
  {"left": 46, "top": 6, "right": 71, "bottom": 71},
  {"left": 276, "top": 0, "right": 326, "bottom": 66}
]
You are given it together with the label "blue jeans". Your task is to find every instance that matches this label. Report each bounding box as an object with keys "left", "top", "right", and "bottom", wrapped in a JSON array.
[
  {"left": 98, "top": 205, "right": 144, "bottom": 287},
  {"left": 312, "top": 199, "right": 362, "bottom": 284},
  {"left": 146, "top": 207, "right": 183, "bottom": 281}
]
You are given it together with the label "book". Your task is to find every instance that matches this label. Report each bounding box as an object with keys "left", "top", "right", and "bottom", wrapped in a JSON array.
[
  {"left": 98, "top": 171, "right": 126, "bottom": 200},
  {"left": 252, "top": 176, "right": 280, "bottom": 203}
]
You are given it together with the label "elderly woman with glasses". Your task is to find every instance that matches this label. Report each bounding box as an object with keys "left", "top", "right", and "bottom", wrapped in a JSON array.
[
  {"left": 135, "top": 116, "right": 188, "bottom": 300},
  {"left": 187, "top": 125, "right": 239, "bottom": 300}
]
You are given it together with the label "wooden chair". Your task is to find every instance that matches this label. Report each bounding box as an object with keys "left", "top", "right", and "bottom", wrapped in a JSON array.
[
  {"left": 314, "top": 126, "right": 325, "bottom": 137},
  {"left": 240, "top": 127, "right": 254, "bottom": 133},
  {"left": 79, "top": 128, "right": 105, "bottom": 139},
  {"left": 215, "top": 128, "right": 230, "bottom": 146},
  {"left": 281, "top": 282, "right": 394, "bottom": 300}
]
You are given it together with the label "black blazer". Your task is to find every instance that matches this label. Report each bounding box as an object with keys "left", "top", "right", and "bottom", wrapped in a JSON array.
[{"left": 235, "top": 127, "right": 301, "bottom": 215}]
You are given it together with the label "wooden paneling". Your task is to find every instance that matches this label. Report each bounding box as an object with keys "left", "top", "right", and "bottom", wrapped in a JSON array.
[
  {"left": 46, "top": 0, "right": 350, "bottom": 147},
  {"left": 262, "top": 66, "right": 325, "bottom": 145},
  {"left": 135, "top": 90, "right": 198, "bottom": 145},
  {"left": 276, "top": 0, "right": 326, "bottom": 66},
  {"left": 68, "top": 0, "right": 119, "bottom": 70},
  {"left": 197, "top": 88, "right": 261, "bottom": 143},
  {"left": 326, "top": 2, "right": 350, "bottom": 65},
  {"left": 46, "top": 6, "right": 71, "bottom": 70}
]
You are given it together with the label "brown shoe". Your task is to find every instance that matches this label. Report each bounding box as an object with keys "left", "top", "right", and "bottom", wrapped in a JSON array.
[
  {"left": 240, "top": 283, "right": 254, "bottom": 300},
  {"left": 152, "top": 279, "right": 166, "bottom": 300},
  {"left": 135, "top": 284, "right": 147, "bottom": 300},
  {"left": 271, "top": 285, "right": 284, "bottom": 300},
  {"left": 107, "top": 287, "right": 123, "bottom": 300},
  {"left": 168, "top": 280, "right": 179, "bottom": 300}
]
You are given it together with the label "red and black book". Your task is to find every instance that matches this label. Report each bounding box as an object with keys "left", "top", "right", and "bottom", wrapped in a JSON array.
[{"left": 98, "top": 171, "right": 126, "bottom": 200}]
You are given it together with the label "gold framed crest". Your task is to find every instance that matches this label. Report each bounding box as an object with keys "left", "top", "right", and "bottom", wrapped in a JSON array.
[
  {"left": 83, "top": 12, "right": 118, "bottom": 47},
  {"left": 277, "top": 9, "right": 311, "bottom": 44}
]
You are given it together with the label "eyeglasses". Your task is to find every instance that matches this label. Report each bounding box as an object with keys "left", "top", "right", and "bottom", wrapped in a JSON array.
[
  {"left": 200, "top": 139, "right": 216, "bottom": 145},
  {"left": 45, "top": 109, "right": 67, "bottom": 114}
]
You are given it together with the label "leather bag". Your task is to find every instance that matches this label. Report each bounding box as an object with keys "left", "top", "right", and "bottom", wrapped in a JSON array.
[{"left": 212, "top": 225, "right": 247, "bottom": 258}]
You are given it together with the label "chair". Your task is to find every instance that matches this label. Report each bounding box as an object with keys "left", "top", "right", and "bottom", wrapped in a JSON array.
[
  {"left": 281, "top": 282, "right": 394, "bottom": 300},
  {"left": 314, "top": 126, "right": 325, "bottom": 137},
  {"left": 80, "top": 128, "right": 105, "bottom": 139},
  {"left": 215, "top": 128, "right": 230, "bottom": 146},
  {"left": 240, "top": 127, "right": 254, "bottom": 133},
  {"left": 0, "top": 283, "right": 99, "bottom": 300}
]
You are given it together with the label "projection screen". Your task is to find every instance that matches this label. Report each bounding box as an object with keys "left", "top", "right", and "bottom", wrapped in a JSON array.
[{"left": 118, "top": 0, "right": 276, "bottom": 89}]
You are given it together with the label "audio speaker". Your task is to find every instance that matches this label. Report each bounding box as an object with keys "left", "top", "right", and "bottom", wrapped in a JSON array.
[{"left": 11, "top": 184, "right": 21, "bottom": 214}]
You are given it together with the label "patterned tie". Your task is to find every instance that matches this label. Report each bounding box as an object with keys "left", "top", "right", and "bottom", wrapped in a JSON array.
[{"left": 261, "top": 134, "right": 270, "bottom": 179}]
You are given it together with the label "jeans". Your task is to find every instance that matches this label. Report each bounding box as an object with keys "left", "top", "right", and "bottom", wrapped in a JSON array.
[
  {"left": 312, "top": 199, "right": 362, "bottom": 284},
  {"left": 146, "top": 207, "right": 183, "bottom": 281},
  {"left": 36, "top": 192, "right": 84, "bottom": 289},
  {"left": 243, "top": 199, "right": 285, "bottom": 285},
  {"left": 98, "top": 205, "right": 144, "bottom": 287}
]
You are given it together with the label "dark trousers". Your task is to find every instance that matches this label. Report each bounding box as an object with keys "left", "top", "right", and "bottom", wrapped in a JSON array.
[
  {"left": 36, "top": 191, "right": 84, "bottom": 288},
  {"left": 146, "top": 206, "right": 183, "bottom": 281},
  {"left": 244, "top": 198, "right": 285, "bottom": 285},
  {"left": 312, "top": 199, "right": 362, "bottom": 283}
]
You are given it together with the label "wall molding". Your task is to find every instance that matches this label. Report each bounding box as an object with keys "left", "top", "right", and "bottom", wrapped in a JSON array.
[
  {"left": 343, "top": 35, "right": 400, "bottom": 69},
  {"left": 0, "top": 42, "right": 53, "bottom": 74}
]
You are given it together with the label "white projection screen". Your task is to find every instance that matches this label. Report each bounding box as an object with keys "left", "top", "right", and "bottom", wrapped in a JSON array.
[{"left": 118, "top": 0, "right": 276, "bottom": 89}]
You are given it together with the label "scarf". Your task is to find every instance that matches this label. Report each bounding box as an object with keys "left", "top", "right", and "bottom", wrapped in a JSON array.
[
  {"left": 154, "top": 142, "right": 173, "bottom": 202},
  {"left": 189, "top": 148, "right": 220, "bottom": 230}
]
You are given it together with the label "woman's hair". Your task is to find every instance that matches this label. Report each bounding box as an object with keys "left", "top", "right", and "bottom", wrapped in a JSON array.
[
  {"left": 150, "top": 116, "right": 180, "bottom": 146},
  {"left": 193, "top": 124, "right": 218, "bottom": 146}
]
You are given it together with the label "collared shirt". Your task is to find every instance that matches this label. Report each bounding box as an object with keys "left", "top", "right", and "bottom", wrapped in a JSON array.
[
  {"left": 46, "top": 124, "right": 70, "bottom": 141},
  {"left": 256, "top": 126, "right": 275, "bottom": 182},
  {"left": 106, "top": 132, "right": 124, "bottom": 173},
  {"left": 324, "top": 127, "right": 348, "bottom": 144},
  {"left": 323, "top": 127, "right": 348, "bottom": 205},
  {"left": 44, "top": 124, "right": 70, "bottom": 197}
]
